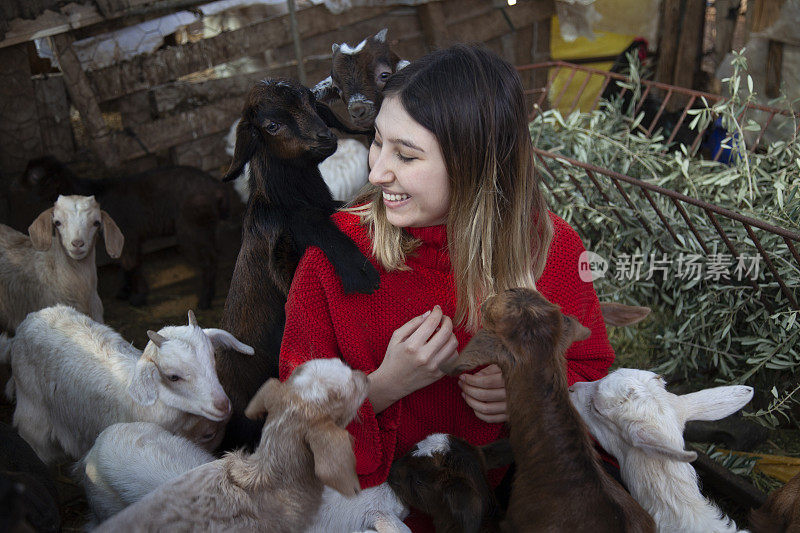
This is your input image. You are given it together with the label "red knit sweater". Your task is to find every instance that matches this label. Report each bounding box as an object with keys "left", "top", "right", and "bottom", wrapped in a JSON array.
[{"left": 279, "top": 210, "right": 615, "bottom": 488}]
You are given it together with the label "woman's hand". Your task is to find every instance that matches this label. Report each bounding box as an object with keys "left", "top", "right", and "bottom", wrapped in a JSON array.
[
  {"left": 458, "top": 364, "right": 507, "bottom": 423},
  {"left": 368, "top": 305, "right": 459, "bottom": 414}
]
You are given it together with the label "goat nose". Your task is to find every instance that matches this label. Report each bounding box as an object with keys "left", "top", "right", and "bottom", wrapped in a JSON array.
[
  {"left": 348, "top": 102, "right": 370, "bottom": 119},
  {"left": 71, "top": 239, "right": 85, "bottom": 248},
  {"left": 214, "top": 396, "right": 231, "bottom": 415},
  {"left": 317, "top": 130, "right": 335, "bottom": 142}
]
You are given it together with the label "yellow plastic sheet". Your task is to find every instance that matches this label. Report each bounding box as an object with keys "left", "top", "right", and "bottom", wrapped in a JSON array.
[
  {"left": 718, "top": 449, "right": 800, "bottom": 483},
  {"left": 548, "top": 16, "right": 636, "bottom": 114}
]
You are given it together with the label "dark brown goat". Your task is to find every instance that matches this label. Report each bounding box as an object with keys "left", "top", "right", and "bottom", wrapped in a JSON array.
[
  {"left": 750, "top": 471, "right": 800, "bottom": 533},
  {"left": 388, "top": 434, "right": 513, "bottom": 533},
  {"left": 20, "top": 157, "right": 229, "bottom": 309},
  {"left": 313, "top": 28, "right": 409, "bottom": 129},
  {"left": 440, "top": 288, "right": 655, "bottom": 533},
  {"left": 216, "top": 78, "right": 380, "bottom": 451}
]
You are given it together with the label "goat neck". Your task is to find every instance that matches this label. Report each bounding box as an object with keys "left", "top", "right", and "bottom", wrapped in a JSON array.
[
  {"left": 249, "top": 152, "right": 336, "bottom": 212},
  {"left": 228, "top": 408, "right": 318, "bottom": 497}
]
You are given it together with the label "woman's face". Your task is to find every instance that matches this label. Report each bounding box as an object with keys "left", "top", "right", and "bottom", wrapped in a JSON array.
[{"left": 368, "top": 96, "right": 450, "bottom": 228}]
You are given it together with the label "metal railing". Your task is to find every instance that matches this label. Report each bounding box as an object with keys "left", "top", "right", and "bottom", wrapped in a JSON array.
[{"left": 517, "top": 61, "right": 800, "bottom": 311}]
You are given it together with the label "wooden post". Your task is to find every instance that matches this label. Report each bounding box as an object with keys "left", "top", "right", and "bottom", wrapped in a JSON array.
[
  {"left": 417, "top": 1, "right": 450, "bottom": 51},
  {"left": 33, "top": 74, "right": 76, "bottom": 162},
  {"left": 712, "top": 0, "right": 740, "bottom": 70},
  {"left": 765, "top": 39, "right": 783, "bottom": 98},
  {"left": 669, "top": 0, "right": 706, "bottom": 111},
  {"left": 50, "top": 33, "right": 120, "bottom": 168},
  {"left": 286, "top": 0, "right": 307, "bottom": 85},
  {"left": 655, "top": 0, "right": 682, "bottom": 87},
  {"left": 0, "top": 43, "right": 43, "bottom": 176}
]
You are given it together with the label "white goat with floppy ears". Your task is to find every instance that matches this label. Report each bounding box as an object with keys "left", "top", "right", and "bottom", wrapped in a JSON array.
[
  {"left": 569, "top": 368, "right": 754, "bottom": 533},
  {"left": 1, "top": 305, "right": 252, "bottom": 464},
  {"left": 0, "top": 194, "right": 123, "bottom": 332}
]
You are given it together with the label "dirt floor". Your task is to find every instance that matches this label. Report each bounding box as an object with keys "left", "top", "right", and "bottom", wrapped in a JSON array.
[{"left": 0, "top": 215, "right": 242, "bottom": 531}]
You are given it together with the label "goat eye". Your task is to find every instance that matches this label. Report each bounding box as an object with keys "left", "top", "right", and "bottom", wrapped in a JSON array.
[
  {"left": 54, "top": 220, "right": 61, "bottom": 227},
  {"left": 93, "top": 220, "right": 101, "bottom": 227},
  {"left": 379, "top": 72, "right": 390, "bottom": 80},
  {"left": 266, "top": 122, "right": 280, "bottom": 134},
  {"left": 168, "top": 374, "right": 181, "bottom": 382}
]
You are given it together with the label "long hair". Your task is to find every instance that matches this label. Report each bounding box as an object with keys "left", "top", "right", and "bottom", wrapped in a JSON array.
[{"left": 348, "top": 44, "right": 553, "bottom": 331}]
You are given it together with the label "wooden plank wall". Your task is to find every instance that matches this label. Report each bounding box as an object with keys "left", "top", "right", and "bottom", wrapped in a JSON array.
[{"left": 1, "top": 0, "right": 553, "bottom": 179}]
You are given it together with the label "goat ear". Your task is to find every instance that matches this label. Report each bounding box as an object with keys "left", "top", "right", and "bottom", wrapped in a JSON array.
[
  {"left": 395, "top": 59, "right": 411, "bottom": 71},
  {"left": 679, "top": 385, "right": 753, "bottom": 422},
  {"left": 627, "top": 423, "right": 697, "bottom": 462},
  {"left": 480, "top": 438, "right": 514, "bottom": 470},
  {"left": 129, "top": 356, "right": 158, "bottom": 405},
  {"left": 599, "top": 302, "right": 651, "bottom": 327},
  {"left": 373, "top": 28, "right": 388, "bottom": 42},
  {"left": 244, "top": 378, "right": 283, "bottom": 420},
  {"left": 202, "top": 328, "right": 254, "bottom": 355},
  {"left": 28, "top": 207, "right": 54, "bottom": 251},
  {"left": 100, "top": 210, "right": 124, "bottom": 258},
  {"left": 223, "top": 119, "right": 259, "bottom": 182},
  {"left": 306, "top": 418, "right": 360, "bottom": 497},
  {"left": 313, "top": 76, "right": 340, "bottom": 103}
]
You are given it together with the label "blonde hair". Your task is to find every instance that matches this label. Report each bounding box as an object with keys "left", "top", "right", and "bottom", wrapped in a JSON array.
[{"left": 347, "top": 45, "right": 553, "bottom": 331}]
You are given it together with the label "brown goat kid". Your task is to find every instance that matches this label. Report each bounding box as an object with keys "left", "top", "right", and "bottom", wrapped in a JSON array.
[
  {"left": 314, "top": 28, "right": 409, "bottom": 129},
  {"left": 217, "top": 79, "right": 380, "bottom": 450},
  {"left": 440, "top": 288, "right": 655, "bottom": 533},
  {"left": 750, "top": 471, "right": 800, "bottom": 533},
  {"left": 21, "top": 157, "right": 230, "bottom": 309},
  {"left": 388, "top": 434, "right": 513, "bottom": 533}
]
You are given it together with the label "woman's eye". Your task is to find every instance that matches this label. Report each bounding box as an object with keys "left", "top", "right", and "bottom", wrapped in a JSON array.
[
  {"left": 396, "top": 153, "right": 415, "bottom": 163},
  {"left": 266, "top": 122, "right": 280, "bottom": 134}
]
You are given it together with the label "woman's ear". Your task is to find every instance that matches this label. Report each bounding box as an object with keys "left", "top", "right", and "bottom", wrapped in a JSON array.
[
  {"left": 305, "top": 418, "right": 360, "bottom": 497},
  {"left": 28, "top": 207, "right": 55, "bottom": 251},
  {"left": 223, "top": 119, "right": 260, "bottom": 182},
  {"left": 101, "top": 210, "right": 124, "bottom": 258}
]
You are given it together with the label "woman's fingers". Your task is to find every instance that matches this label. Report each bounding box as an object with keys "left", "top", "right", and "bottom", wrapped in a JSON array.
[
  {"left": 460, "top": 364, "right": 504, "bottom": 389},
  {"left": 405, "top": 305, "right": 444, "bottom": 349},
  {"left": 473, "top": 412, "right": 507, "bottom": 424},
  {"left": 459, "top": 380, "right": 506, "bottom": 402},
  {"left": 391, "top": 311, "right": 430, "bottom": 343},
  {"left": 461, "top": 392, "right": 507, "bottom": 417}
]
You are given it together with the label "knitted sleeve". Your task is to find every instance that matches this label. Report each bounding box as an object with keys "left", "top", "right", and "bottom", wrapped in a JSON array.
[
  {"left": 543, "top": 215, "right": 616, "bottom": 386},
  {"left": 278, "top": 248, "right": 400, "bottom": 489}
]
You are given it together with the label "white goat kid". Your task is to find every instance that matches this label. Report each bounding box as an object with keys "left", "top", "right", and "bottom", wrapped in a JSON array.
[
  {"left": 76, "top": 422, "right": 215, "bottom": 524},
  {"left": 2, "top": 305, "right": 252, "bottom": 464},
  {"left": 569, "top": 368, "right": 753, "bottom": 533},
  {"left": 0, "top": 194, "right": 123, "bottom": 332}
]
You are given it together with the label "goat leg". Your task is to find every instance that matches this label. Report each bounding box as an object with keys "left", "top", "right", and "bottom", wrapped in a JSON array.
[{"left": 288, "top": 210, "right": 380, "bottom": 294}]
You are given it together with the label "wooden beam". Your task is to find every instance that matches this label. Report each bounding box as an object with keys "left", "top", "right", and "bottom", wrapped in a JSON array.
[
  {"left": 286, "top": 0, "right": 307, "bottom": 85},
  {"left": 655, "top": 0, "right": 681, "bottom": 87},
  {"left": 417, "top": 1, "right": 450, "bottom": 51},
  {"left": 114, "top": 95, "right": 241, "bottom": 161},
  {"left": 87, "top": 4, "right": 391, "bottom": 102},
  {"left": 51, "top": 32, "right": 120, "bottom": 167},
  {"left": 712, "top": 0, "right": 740, "bottom": 70},
  {"left": 0, "top": 0, "right": 209, "bottom": 50}
]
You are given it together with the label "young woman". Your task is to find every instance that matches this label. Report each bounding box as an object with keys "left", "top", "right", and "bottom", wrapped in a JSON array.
[{"left": 279, "top": 43, "right": 615, "bottom": 522}]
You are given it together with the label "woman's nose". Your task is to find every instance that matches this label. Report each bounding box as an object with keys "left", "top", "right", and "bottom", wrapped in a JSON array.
[{"left": 368, "top": 152, "right": 393, "bottom": 185}]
